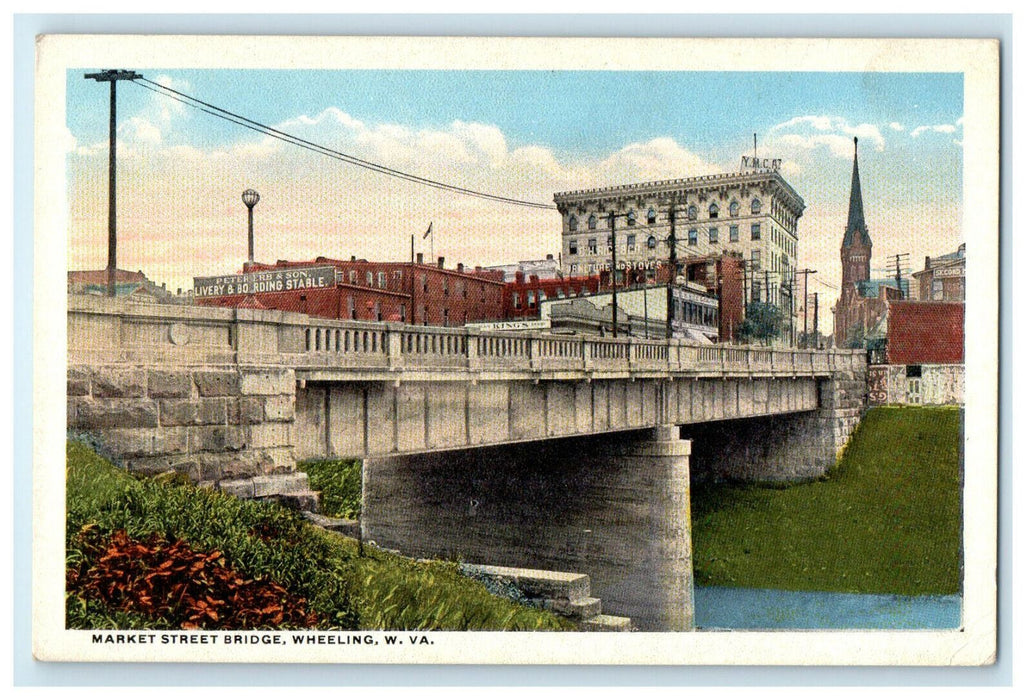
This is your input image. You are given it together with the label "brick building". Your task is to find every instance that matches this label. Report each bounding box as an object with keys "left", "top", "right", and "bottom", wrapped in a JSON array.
[
  {"left": 866, "top": 300, "right": 965, "bottom": 406},
  {"left": 913, "top": 244, "right": 966, "bottom": 302},
  {"left": 886, "top": 301, "right": 964, "bottom": 365},
  {"left": 503, "top": 271, "right": 603, "bottom": 319},
  {"left": 196, "top": 255, "right": 506, "bottom": 326}
]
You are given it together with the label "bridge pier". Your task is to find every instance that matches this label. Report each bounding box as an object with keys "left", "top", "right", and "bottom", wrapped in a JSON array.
[{"left": 361, "top": 425, "right": 695, "bottom": 631}]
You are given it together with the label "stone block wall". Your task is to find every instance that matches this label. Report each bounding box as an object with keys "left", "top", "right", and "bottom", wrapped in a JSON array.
[{"left": 68, "top": 364, "right": 298, "bottom": 485}]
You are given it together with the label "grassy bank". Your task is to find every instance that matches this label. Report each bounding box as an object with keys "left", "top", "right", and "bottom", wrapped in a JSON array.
[
  {"left": 66, "top": 441, "right": 573, "bottom": 631},
  {"left": 297, "top": 459, "right": 362, "bottom": 519},
  {"left": 690, "top": 406, "right": 962, "bottom": 596}
]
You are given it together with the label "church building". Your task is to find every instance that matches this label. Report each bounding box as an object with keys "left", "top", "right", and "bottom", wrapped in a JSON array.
[{"left": 833, "top": 138, "right": 906, "bottom": 348}]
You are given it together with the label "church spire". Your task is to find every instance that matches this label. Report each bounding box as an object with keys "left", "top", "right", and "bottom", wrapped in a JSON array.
[{"left": 844, "top": 136, "right": 871, "bottom": 247}]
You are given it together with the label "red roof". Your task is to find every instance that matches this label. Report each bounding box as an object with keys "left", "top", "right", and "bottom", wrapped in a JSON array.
[{"left": 886, "top": 301, "right": 964, "bottom": 365}]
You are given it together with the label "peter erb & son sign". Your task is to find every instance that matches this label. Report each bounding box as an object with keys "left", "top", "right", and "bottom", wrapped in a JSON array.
[{"left": 193, "top": 266, "right": 338, "bottom": 297}]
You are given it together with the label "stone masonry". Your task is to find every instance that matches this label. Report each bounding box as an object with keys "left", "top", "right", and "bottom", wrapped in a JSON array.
[{"left": 67, "top": 363, "right": 300, "bottom": 490}]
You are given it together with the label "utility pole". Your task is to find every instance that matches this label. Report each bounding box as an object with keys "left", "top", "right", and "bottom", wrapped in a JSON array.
[
  {"left": 609, "top": 211, "right": 618, "bottom": 338},
  {"left": 886, "top": 253, "right": 911, "bottom": 298},
  {"left": 84, "top": 69, "right": 142, "bottom": 297},
  {"left": 796, "top": 268, "right": 817, "bottom": 347},
  {"left": 410, "top": 233, "right": 416, "bottom": 325},
  {"left": 812, "top": 292, "right": 819, "bottom": 349},
  {"left": 667, "top": 203, "right": 678, "bottom": 338}
]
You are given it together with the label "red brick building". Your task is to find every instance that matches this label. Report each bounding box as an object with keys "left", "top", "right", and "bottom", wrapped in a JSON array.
[
  {"left": 886, "top": 301, "right": 964, "bottom": 365},
  {"left": 503, "top": 271, "right": 603, "bottom": 319},
  {"left": 196, "top": 255, "right": 506, "bottom": 326}
]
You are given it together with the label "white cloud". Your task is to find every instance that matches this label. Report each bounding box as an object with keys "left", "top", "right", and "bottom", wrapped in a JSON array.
[
  {"left": 769, "top": 115, "right": 885, "bottom": 156},
  {"left": 910, "top": 121, "right": 961, "bottom": 138},
  {"left": 120, "top": 116, "right": 163, "bottom": 146},
  {"left": 888, "top": 122, "right": 904, "bottom": 132}
]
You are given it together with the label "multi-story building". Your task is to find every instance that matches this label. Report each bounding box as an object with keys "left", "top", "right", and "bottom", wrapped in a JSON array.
[
  {"left": 913, "top": 244, "right": 966, "bottom": 301},
  {"left": 195, "top": 254, "right": 506, "bottom": 326},
  {"left": 553, "top": 163, "right": 804, "bottom": 322}
]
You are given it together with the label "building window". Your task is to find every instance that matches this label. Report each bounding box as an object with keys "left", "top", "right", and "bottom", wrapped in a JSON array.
[
  {"left": 688, "top": 205, "right": 698, "bottom": 220},
  {"left": 442, "top": 278, "right": 449, "bottom": 296},
  {"left": 730, "top": 201, "right": 740, "bottom": 217},
  {"left": 569, "top": 215, "right": 579, "bottom": 232},
  {"left": 751, "top": 249, "right": 761, "bottom": 266},
  {"left": 751, "top": 198, "right": 762, "bottom": 214},
  {"left": 752, "top": 280, "right": 762, "bottom": 301},
  {"left": 347, "top": 296, "right": 356, "bottom": 320},
  {"left": 709, "top": 227, "right": 719, "bottom": 244},
  {"left": 377, "top": 272, "right": 386, "bottom": 288},
  {"left": 627, "top": 234, "right": 636, "bottom": 252},
  {"left": 708, "top": 203, "right": 719, "bottom": 219},
  {"left": 647, "top": 235, "right": 657, "bottom": 249},
  {"left": 513, "top": 292, "right": 521, "bottom": 309},
  {"left": 932, "top": 278, "right": 944, "bottom": 300},
  {"left": 442, "top": 308, "right": 448, "bottom": 324},
  {"left": 588, "top": 214, "right": 597, "bottom": 230},
  {"left": 400, "top": 304, "right": 407, "bottom": 323},
  {"left": 688, "top": 229, "right": 698, "bottom": 246},
  {"left": 569, "top": 238, "right": 579, "bottom": 256},
  {"left": 366, "top": 271, "right": 374, "bottom": 286},
  {"left": 627, "top": 210, "right": 636, "bottom": 227},
  {"left": 647, "top": 208, "right": 656, "bottom": 224},
  {"left": 588, "top": 238, "right": 597, "bottom": 255},
  {"left": 729, "top": 225, "right": 739, "bottom": 242},
  {"left": 527, "top": 290, "right": 536, "bottom": 307},
  {"left": 348, "top": 270, "right": 357, "bottom": 284},
  {"left": 751, "top": 223, "right": 761, "bottom": 240},
  {"left": 374, "top": 302, "right": 382, "bottom": 321}
]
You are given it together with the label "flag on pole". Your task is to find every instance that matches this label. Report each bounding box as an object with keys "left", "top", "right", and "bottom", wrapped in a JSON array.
[{"left": 423, "top": 222, "right": 433, "bottom": 239}]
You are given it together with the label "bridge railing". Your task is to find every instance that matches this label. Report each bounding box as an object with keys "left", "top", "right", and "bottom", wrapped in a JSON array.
[
  {"left": 285, "top": 318, "right": 857, "bottom": 377},
  {"left": 66, "top": 295, "right": 860, "bottom": 376}
]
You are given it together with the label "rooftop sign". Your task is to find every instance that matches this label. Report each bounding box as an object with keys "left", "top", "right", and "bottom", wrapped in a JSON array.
[
  {"left": 193, "top": 266, "right": 338, "bottom": 297},
  {"left": 741, "top": 155, "right": 782, "bottom": 173}
]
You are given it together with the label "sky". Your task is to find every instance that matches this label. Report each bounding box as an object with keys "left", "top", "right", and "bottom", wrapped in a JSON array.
[{"left": 65, "top": 68, "right": 964, "bottom": 333}]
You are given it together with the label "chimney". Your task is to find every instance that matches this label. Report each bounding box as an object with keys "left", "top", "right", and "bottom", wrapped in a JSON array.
[
  {"left": 546, "top": 253, "right": 554, "bottom": 260},
  {"left": 437, "top": 256, "right": 445, "bottom": 269},
  {"left": 457, "top": 263, "right": 464, "bottom": 273},
  {"left": 515, "top": 270, "right": 525, "bottom": 283},
  {"left": 351, "top": 255, "right": 357, "bottom": 262},
  {"left": 417, "top": 253, "right": 424, "bottom": 264}
]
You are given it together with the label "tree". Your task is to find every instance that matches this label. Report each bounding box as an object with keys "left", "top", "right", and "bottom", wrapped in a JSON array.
[{"left": 736, "top": 301, "right": 787, "bottom": 345}]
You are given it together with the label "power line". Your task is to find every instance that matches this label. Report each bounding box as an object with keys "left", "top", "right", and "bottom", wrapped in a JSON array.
[{"left": 130, "top": 76, "right": 555, "bottom": 211}]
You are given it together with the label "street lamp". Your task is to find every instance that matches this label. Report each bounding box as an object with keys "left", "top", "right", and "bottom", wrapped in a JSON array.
[{"left": 242, "top": 188, "right": 260, "bottom": 265}]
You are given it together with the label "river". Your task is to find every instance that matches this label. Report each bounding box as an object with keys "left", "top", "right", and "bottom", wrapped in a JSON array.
[{"left": 693, "top": 586, "right": 961, "bottom": 630}]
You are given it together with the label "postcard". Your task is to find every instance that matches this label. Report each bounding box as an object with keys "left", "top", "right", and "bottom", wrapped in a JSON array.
[{"left": 33, "top": 34, "right": 999, "bottom": 665}]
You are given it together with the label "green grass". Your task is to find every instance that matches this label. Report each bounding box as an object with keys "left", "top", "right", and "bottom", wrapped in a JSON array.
[
  {"left": 297, "top": 459, "right": 362, "bottom": 519},
  {"left": 66, "top": 441, "right": 573, "bottom": 631},
  {"left": 690, "top": 406, "right": 962, "bottom": 596}
]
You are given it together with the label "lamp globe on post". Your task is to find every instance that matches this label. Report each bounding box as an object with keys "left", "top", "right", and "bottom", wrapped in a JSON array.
[{"left": 242, "top": 188, "right": 260, "bottom": 267}]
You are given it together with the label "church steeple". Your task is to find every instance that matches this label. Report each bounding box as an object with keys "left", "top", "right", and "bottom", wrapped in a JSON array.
[
  {"left": 841, "top": 137, "right": 872, "bottom": 289},
  {"left": 844, "top": 137, "right": 871, "bottom": 248}
]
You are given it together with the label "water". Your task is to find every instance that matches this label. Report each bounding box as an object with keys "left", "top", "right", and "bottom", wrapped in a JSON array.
[{"left": 693, "top": 586, "right": 961, "bottom": 630}]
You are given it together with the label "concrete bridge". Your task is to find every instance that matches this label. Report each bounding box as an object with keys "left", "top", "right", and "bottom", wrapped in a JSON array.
[{"left": 67, "top": 295, "right": 866, "bottom": 631}]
